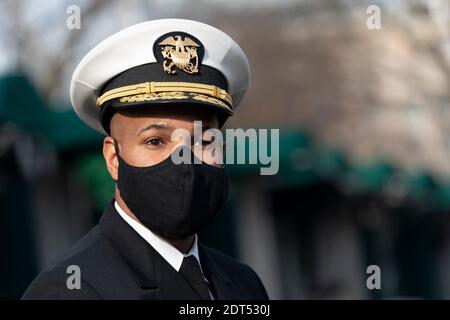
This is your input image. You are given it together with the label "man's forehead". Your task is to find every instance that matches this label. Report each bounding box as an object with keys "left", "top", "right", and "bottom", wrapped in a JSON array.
[{"left": 110, "top": 107, "right": 218, "bottom": 136}]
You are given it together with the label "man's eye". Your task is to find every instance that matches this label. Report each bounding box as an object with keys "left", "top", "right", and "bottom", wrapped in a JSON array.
[
  {"left": 146, "top": 138, "right": 164, "bottom": 146},
  {"left": 194, "top": 140, "right": 212, "bottom": 146}
]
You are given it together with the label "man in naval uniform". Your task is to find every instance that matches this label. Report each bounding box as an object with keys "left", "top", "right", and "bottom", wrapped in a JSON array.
[{"left": 22, "top": 19, "right": 269, "bottom": 300}]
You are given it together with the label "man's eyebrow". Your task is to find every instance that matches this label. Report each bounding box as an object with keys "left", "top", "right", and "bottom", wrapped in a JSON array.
[
  {"left": 137, "top": 123, "right": 172, "bottom": 136},
  {"left": 194, "top": 124, "right": 212, "bottom": 132}
]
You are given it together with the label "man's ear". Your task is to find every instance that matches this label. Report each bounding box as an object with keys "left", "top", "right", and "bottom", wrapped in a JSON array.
[{"left": 103, "top": 136, "right": 119, "bottom": 181}]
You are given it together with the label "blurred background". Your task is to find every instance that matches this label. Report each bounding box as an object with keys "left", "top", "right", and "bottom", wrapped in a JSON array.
[{"left": 0, "top": 0, "right": 449, "bottom": 299}]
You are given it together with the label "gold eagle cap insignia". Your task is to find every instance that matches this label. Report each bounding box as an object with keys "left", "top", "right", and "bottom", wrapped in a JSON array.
[{"left": 158, "top": 35, "right": 200, "bottom": 75}]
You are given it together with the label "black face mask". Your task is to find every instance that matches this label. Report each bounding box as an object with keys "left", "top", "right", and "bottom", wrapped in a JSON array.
[{"left": 116, "top": 145, "right": 229, "bottom": 239}]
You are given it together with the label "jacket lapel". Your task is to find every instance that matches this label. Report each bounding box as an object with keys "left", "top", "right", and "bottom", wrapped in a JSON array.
[
  {"left": 199, "top": 244, "right": 248, "bottom": 299},
  {"left": 99, "top": 201, "right": 199, "bottom": 300}
]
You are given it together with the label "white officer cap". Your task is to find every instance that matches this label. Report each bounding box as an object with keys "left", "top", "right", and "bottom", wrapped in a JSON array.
[{"left": 70, "top": 18, "right": 251, "bottom": 134}]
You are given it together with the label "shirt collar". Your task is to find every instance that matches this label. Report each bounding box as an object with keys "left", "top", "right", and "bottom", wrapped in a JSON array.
[{"left": 114, "top": 201, "right": 201, "bottom": 272}]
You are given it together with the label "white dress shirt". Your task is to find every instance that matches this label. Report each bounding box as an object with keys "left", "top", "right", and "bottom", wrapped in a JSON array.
[{"left": 114, "top": 201, "right": 213, "bottom": 298}]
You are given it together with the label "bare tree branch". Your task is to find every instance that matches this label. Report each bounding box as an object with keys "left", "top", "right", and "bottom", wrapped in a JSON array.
[{"left": 42, "top": 0, "right": 114, "bottom": 100}]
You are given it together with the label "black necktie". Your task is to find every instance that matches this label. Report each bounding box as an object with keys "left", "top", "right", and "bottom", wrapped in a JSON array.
[{"left": 179, "top": 256, "right": 212, "bottom": 300}]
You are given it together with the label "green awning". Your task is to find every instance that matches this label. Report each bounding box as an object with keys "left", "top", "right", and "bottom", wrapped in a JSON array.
[{"left": 0, "top": 75, "right": 103, "bottom": 151}]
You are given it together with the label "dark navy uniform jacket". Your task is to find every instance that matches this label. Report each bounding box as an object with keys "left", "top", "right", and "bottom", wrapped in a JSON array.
[{"left": 22, "top": 201, "right": 269, "bottom": 300}]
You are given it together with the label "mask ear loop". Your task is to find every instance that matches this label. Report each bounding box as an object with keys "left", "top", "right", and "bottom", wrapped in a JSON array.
[
  {"left": 112, "top": 138, "right": 120, "bottom": 182},
  {"left": 112, "top": 138, "right": 120, "bottom": 156}
]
